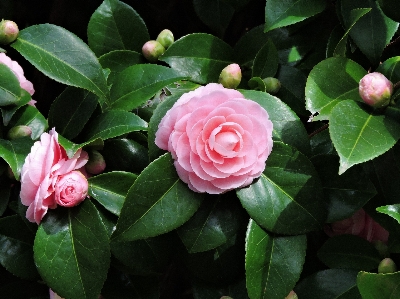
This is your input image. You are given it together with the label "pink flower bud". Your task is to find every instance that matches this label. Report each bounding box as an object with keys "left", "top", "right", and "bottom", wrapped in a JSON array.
[
  {"left": 285, "top": 291, "right": 298, "bottom": 299},
  {"left": 0, "top": 20, "right": 19, "bottom": 45},
  {"left": 85, "top": 150, "right": 106, "bottom": 175},
  {"left": 142, "top": 40, "right": 165, "bottom": 62},
  {"left": 7, "top": 125, "right": 32, "bottom": 140},
  {"left": 156, "top": 29, "right": 174, "bottom": 49},
  {"left": 54, "top": 171, "right": 88, "bottom": 207},
  {"left": 218, "top": 63, "right": 242, "bottom": 89},
  {"left": 359, "top": 72, "right": 393, "bottom": 108},
  {"left": 378, "top": 258, "right": 397, "bottom": 274},
  {"left": 263, "top": 77, "right": 281, "bottom": 94}
]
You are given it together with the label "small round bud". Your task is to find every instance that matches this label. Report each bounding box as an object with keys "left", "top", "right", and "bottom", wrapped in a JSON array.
[
  {"left": 85, "top": 150, "right": 106, "bottom": 175},
  {"left": 7, "top": 125, "right": 32, "bottom": 140},
  {"left": 218, "top": 63, "right": 242, "bottom": 89},
  {"left": 378, "top": 258, "right": 397, "bottom": 274},
  {"left": 142, "top": 40, "right": 165, "bottom": 63},
  {"left": 285, "top": 290, "right": 298, "bottom": 299},
  {"left": 263, "top": 77, "right": 281, "bottom": 94},
  {"left": 359, "top": 72, "right": 393, "bottom": 108},
  {"left": 0, "top": 20, "right": 19, "bottom": 45},
  {"left": 156, "top": 29, "right": 174, "bottom": 49}
]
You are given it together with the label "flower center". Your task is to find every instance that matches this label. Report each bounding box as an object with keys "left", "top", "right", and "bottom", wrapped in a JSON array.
[{"left": 215, "top": 131, "right": 239, "bottom": 152}]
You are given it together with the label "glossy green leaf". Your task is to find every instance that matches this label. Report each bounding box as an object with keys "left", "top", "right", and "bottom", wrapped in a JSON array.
[
  {"left": 8, "top": 105, "right": 48, "bottom": 140},
  {"left": 310, "top": 129, "right": 335, "bottom": 156},
  {"left": 81, "top": 110, "right": 148, "bottom": 142},
  {"left": 48, "top": 87, "right": 98, "bottom": 140},
  {"left": 295, "top": 269, "right": 362, "bottom": 299},
  {"left": 378, "top": 0, "right": 400, "bottom": 22},
  {"left": 234, "top": 25, "right": 269, "bottom": 67},
  {"left": 377, "top": 204, "right": 400, "bottom": 224},
  {"left": 0, "top": 63, "right": 22, "bottom": 106},
  {"left": 240, "top": 89, "right": 310, "bottom": 155},
  {"left": 264, "top": 0, "right": 327, "bottom": 32},
  {"left": 245, "top": 219, "right": 306, "bottom": 299},
  {"left": 160, "top": 33, "right": 234, "bottom": 84},
  {"left": 0, "top": 137, "right": 34, "bottom": 180},
  {"left": 109, "top": 64, "right": 186, "bottom": 111},
  {"left": 312, "top": 154, "right": 376, "bottom": 222},
  {"left": 237, "top": 142, "right": 325, "bottom": 234},
  {"left": 248, "top": 77, "right": 267, "bottom": 92},
  {"left": 252, "top": 39, "right": 278, "bottom": 79},
  {"left": 87, "top": 0, "right": 149, "bottom": 57},
  {"left": 112, "top": 153, "right": 204, "bottom": 242},
  {"left": 305, "top": 57, "right": 366, "bottom": 121},
  {"left": 318, "top": 235, "right": 381, "bottom": 271},
  {"left": 177, "top": 194, "right": 242, "bottom": 253},
  {"left": 11, "top": 24, "right": 110, "bottom": 108},
  {"left": 88, "top": 171, "right": 137, "bottom": 216},
  {"left": 330, "top": 100, "right": 400, "bottom": 174},
  {"left": 0, "top": 215, "right": 39, "bottom": 280},
  {"left": 341, "top": 0, "right": 399, "bottom": 65},
  {"left": 0, "top": 89, "right": 32, "bottom": 126},
  {"left": 357, "top": 271, "right": 400, "bottom": 299},
  {"left": 376, "top": 56, "right": 400, "bottom": 83},
  {"left": 34, "top": 200, "right": 110, "bottom": 299}
]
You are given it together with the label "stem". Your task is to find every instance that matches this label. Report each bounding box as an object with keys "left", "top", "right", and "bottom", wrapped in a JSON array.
[{"left": 308, "top": 123, "right": 329, "bottom": 138}]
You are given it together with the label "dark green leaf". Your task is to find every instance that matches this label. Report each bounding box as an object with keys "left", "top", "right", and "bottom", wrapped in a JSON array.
[
  {"left": 248, "top": 77, "right": 267, "bottom": 92},
  {"left": 378, "top": 0, "right": 400, "bottom": 22},
  {"left": 8, "top": 105, "right": 47, "bottom": 140},
  {"left": 87, "top": 0, "right": 149, "bottom": 57},
  {"left": 237, "top": 142, "right": 325, "bottom": 235},
  {"left": 112, "top": 153, "right": 204, "bottom": 242},
  {"left": 34, "top": 200, "right": 110, "bottom": 299},
  {"left": 357, "top": 271, "right": 400, "bottom": 299},
  {"left": 160, "top": 33, "right": 234, "bottom": 84},
  {"left": 252, "top": 39, "right": 279, "bottom": 78},
  {"left": 109, "top": 64, "right": 186, "bottom": 111},
  {"left": 12, "top": 24, "right": 110, "bottom": 108},
  {"left": 330, "top": 100, "right": 400, "bottom": 174},
  {"left": 88, "top": 171, "right": 137, "bottom": 216},
  {"left": 0, "top": 137, "right": 34, "bottom": 180},
  {"left": 192, "top": 278, "right": 249, "bottom": 299},
  {"left": 376, "top": 56, "right": 400, "bottom": 83},
  {"left": 377, "top": 204, "right": 400, "bottom": 224},
  {"left": 310, "top": 129, "right": 336, "bottom": 157},
  {"left": 0, "top": 177, "right": 11, "bottom": 216},
  {"left": 245, "top": 219, "right": 306, "bottom": 299},
  {"left": 1, "top": 90, "right": 32, "bottom": 126},
  {"left": 0, "top": 63, "right": 22, "bottom": 106}
]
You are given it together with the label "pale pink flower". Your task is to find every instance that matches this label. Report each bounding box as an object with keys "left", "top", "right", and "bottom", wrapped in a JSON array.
[
  {"left": 20, "top": 128, "right": 88, "bottom": 224},
  {"left": 155, "top": 83, "right": 273, "bottom": 194},
  {"left": 49, "top": 289, "right": 64, "bottom": 299},
  {"left": 55, "top": 171, "right": 88, "bottom": 207},
  {"left": 359, "top": 72, "right": 393, "bottom": 108}
]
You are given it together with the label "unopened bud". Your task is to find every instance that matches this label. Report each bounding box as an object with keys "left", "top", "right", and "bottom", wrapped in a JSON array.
[
  {"left": 85, "top": 150, "right": 106, "bottom": 175},
  {"left": 220, "top": 297, "right": 233, "bottom": 299},
  {"left": 7, "top": 125, "right": 32, "bottom": 140},
  {"left": 142, "top": 40, "right": 165, "bottom": 63},
  {"left": 359, "top": 72, "right": 393, "bottom": 108},
  {"left": 156, "top": 29, "right": 174, "bottom": 49},
  {"left": 263, "top": 77, "right": 281, "bottom": 94},
  {"left": 378, "top": 258, "right": 397, "bottom": 274},
  {"left": 285, "top": 290, "right": 298, "bottom": 299},
  {"left": 0, "top": 20, "right": 19, "bottom": 45},
  {"left": 218, "top": 63, "right": 242, "bottom": 89}
]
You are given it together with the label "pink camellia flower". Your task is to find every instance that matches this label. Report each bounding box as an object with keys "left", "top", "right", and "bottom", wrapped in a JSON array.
[
  {"left": 55, "top": 171, "right": 88, "bottom": 207},
  {"left": 155, "top": 83, "right": 273, "bottom": 194},
  {"left": 0, "top": 52, "right": 35, "bottom": 105},
  {"left": 325, "top": 208, "right": 389, "bottom": 244},
  {"left": 359, "top": 72, "right": 393, "bottom": 108},
  {"left": 49, "top": 289, "right": 64, "bottom": 299},
  {"left": 20, "top": 128, "right": 88, "bottom": 224}
]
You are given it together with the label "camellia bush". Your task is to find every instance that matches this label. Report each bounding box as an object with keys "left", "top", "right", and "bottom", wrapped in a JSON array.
[{"left": 1, "top": 0, "right": 400, "bottom": 298}]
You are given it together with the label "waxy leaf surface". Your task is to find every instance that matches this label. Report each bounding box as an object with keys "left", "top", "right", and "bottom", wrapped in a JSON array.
[{"left": 357, "top": 271, "right": 400, "bottom": 299}]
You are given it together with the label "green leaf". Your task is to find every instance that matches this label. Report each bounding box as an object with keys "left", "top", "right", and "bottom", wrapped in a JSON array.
[
  {"left": 0, "top": 177, "right": 11, "bottom": 216},
  {"left": 318, "top": 235, "right": 381, "bottom": 271},
  {"left": 0, "top": 215, "right": 39, "bottom": 280},
  {"left": 357, "top": 271, "right": 400, "bottom": 299},
  {"left": 264, "top": 0, "right": 327, "bottom": 32},
  {"left": 112, "top": 153, "right": 204, "bottom": 242},
  {"left": 192, "top": 278, "right": 249, "bottom": 299},
  {"left": 1, "top": 89, "right": 32, "bottom": 126},
  {"left": 330, "top": 100, "right": 400, "bottom": 174},
  {"left": 378, "top": 0, "right": 400, "bottom": 22},
  {"left": 248, "top": 77, "right": 267, "bottom": 92},
  {"left": 81, "top": 110, "right": 148, "bottom": 142},
  {"left": 0, "top": 63, "right": 22, "bottom": 106},
  {"left": 305, "top": 57, "right": 366, "bottom": 121},
  {"left": 88, "top": 171, "right": 137, "bottom": 216},
  {"left": 245, "top": 219, "right": 306, "bottom": 299},
  {"left": 312, "top": 154, "right": 376, "bottom": 223},
  {"left": 8, "top": 105, "right": 48, "bottom": 140},
  {"left": 295, "top": 269, "right": 362, "bottom": 299},
  {"left": 377, "top": 204, "right": 400, "bottom": 224},
  {"left": 109, "top": 64, "right": 186, "bottom": 111},
  {"left": 252, "top": 39, "right": 279, "bottom": 78},
  {"left": 341, "top": 0, "right": 399, "bottom": 65},
  {"left": 240, "top": 89, "right": 310, "bottom": 155},
  {"left": 160, "top": 33, "right": 234, "bottom": 84},
  {"left": 237, "top": 142, "right": 325, "bottom": 235},
  {"left": 34, "top": 200, "right": 110, "bottom": 299},
  {"left": 48, "top": 87, "right": 98, "bottom": 140},
  {"left": 0, "top": 137, "right": 34, "bottom": 180},
  {"left": 87, "top": 0, "right": 149, "bottom": 57},
  {"left": 11, "top": 24, "right": 109, "bottom": 108},
  {"left": 177, "top": 193, "right": 242, "bottom": 253},
  {"left": 376, "top": 56, "right": 400, "bottom": 83}
]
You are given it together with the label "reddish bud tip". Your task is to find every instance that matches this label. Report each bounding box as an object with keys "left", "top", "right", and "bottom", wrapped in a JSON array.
[
  {"left": 359, "top": 72, "right": 393, "bottom": 108},
  {"left": 142, "top": 40, "right": 166, "bottom": 63},
  {"left": 378, "top": 258, "right": 397, "bottom": 274},
  {"left": 0, "top": 20, "right": 19, "bottom": 45},
  {"left": 7, "top": 125, "right": 32, "bottom": 140},
  {"left": 85, "top": 150, "right": 106, "bottom": 175},
  {"left": 218, "top": 63, "right": 242, "bottom": 89}
]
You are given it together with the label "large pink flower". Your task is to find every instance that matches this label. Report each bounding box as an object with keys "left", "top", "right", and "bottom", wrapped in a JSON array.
[
  {"left": 155, "top": 83, "right": 273, "bottom": 194},
  {"left": 20, "top": 128, "right": 88, "bottom": 224}
]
